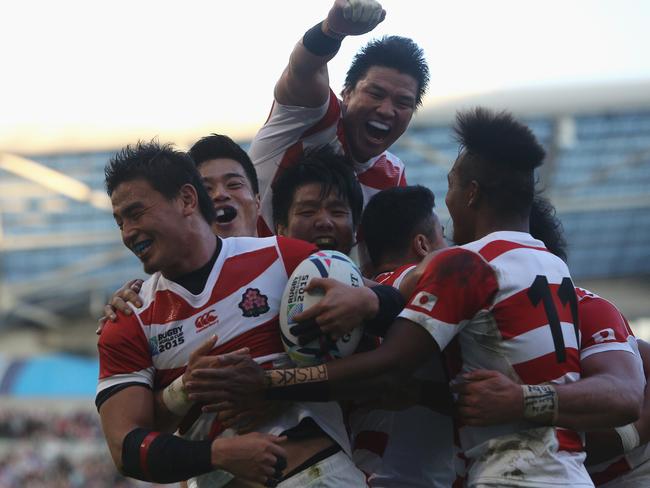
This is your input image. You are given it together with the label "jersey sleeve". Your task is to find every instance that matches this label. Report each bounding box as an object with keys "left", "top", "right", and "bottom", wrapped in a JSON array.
[
  {"left": 250, "top": 90, "right": 341, "bottom": 234},
  {"left": 398, "top": 248, "right": 498, "bottom": 351},
  {"left": 375, "top": 264, "right": 417, "bottom": 288},
  {"left": 97, "top": 311, "right": 154, "bottom": 400},
  {"left": 275, "top": 236, "right": 320, "bottom": 276},
  {"left": 579, "top": 295, "right": 636, "bottom": 360}
]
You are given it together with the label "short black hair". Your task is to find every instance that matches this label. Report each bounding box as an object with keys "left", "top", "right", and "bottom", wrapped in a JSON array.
[
  {"left": 105, "top": 140, "right": 215, "bottom": 223},
  {"left": 189, "top": 134, "right": 259, "bottom": 194},
  {"left": 361, "top": 185, "right": 437, "bottom": 268},
  {"left": 453, "top": 107, "right": 545, "bottom": 217},
  {"left": 271, "top": 146, "right": 363, "bottom": 230},
  {"left": 530, "top": 195, "right": 568, "bottom": 262},
  {"left": 344, "top": 35, "right": 429, "bottom": 107}
]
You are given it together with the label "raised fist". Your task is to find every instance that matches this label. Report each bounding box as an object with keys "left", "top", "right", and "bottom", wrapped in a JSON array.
[{"left": 326, "top": 0, "right": 386, "bottom": 37}]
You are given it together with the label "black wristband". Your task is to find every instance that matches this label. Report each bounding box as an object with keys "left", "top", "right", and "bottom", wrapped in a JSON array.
[
  {"left": 302, "top": 22, "right": 343, "bottom": 56},
  {"left": 265, "top": 381, "right": 331, "bottom": 402},
  {"left": 366, "top": 285, "right": 406, "bottom": 337},
  {"left": 122, "top": 428, "right": 213, "bottom": 483}
]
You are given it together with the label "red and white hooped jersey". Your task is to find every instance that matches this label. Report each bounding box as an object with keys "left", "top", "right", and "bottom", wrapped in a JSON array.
[
  {"left": 249, "top": 90, "right": 407, "bottom": 237},
  {"left": 349, "top": 264, "right": 455, "bottom": 488},
  {"left": 399, "top": 231, "right": 593, "bottom": 487},
  {"left": 578, "top": 289, "right": 648, "bottom": 487},
  {"left": 97, "top": 236, "right": 352, "bottom": 487}
]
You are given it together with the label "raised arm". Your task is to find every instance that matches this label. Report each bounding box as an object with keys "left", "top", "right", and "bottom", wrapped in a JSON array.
[{"left": 275, "top": 0, "right": 385, "bottom": 107}]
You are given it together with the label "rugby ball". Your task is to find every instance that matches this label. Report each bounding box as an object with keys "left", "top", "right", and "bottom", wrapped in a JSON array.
[{"left": 280, "top": 250, "right": 364, "bottom": 366}]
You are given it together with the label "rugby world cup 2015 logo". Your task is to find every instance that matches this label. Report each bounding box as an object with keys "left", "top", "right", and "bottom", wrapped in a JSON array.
[{"left": 238, "top": 288, "right": 270, "bottom": 318}]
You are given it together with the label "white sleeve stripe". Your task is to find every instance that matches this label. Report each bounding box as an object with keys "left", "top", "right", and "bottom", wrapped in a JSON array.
[
  {"left": 97, "top": 368, "right": 154, "bottom": 394},
  {"left": 580, "top": 342, "right": 635, "bottom": 361},
  {"left": 506, "top": 322, "right": 580, "bottom": 364},
  {"left": 398, "top": 308, "right": 459, "bottom": 350}
]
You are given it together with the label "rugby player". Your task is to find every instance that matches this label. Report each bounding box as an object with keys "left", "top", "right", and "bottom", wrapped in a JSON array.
[
  {"left": 195, "top": 108, "right": 644, "bottom": 487},
  {"left": 250, "top": 0, "right": 430, "bottom": 239},
  {"left": 97, "top": 141, "right": 369, "bottom": 487}
]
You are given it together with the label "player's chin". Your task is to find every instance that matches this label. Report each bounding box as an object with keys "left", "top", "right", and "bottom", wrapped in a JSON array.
[{"left": 213, "top": 220, "right": 240, "bottom": 238}]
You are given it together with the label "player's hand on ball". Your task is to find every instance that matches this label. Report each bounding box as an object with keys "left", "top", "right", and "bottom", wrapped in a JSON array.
[
  {"left": 452, "top": 370, "right": 524, "bottom": 426},
  {"left": 96, "top": 278, "right": 144, "bottom": 334},
  {"left": 326, "top": 0, "right": 386, "bottom": 37},
  {"left": 211, "top": 433, "right": 287, "bottom": 486},
  {"left": 291, "top": 278, "right": 377, "bottom": 341}
]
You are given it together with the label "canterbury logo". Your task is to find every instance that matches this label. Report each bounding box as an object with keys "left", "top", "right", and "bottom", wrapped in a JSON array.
[{"left": 195, "top": 310, "right": 218, "bottom": 331}]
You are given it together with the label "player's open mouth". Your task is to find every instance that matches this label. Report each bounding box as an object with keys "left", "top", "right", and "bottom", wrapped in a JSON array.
[
  {"left": 132, "top": 239, "right": 153, "bottom": 257},
  {"left": 366, "top": 120, "right": 391, "bottom": 141},
  {"left": 314, "top": 237, "right": 337, "bottom": 250},
  {"left": 215, "top": 206, "right": 237, "bottom": 224}
]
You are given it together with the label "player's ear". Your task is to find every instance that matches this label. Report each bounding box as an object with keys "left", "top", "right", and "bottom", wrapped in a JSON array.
[
  {"left": 467, "top": 180, "right": 480, "bottom": 208},
  {"left": 341, "top": 86, "right": 353, "bottom": 106},
  {"left": 179, "top": 184, "right": 198, "bottom": 216},
  {"left": 413, "top": 233, "right": 432, "bottom": 259}
]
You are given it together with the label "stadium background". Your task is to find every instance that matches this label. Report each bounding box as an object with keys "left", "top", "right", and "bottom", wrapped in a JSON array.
[{"left": 1, "top": 1, "right": 650, "bottom": 486}]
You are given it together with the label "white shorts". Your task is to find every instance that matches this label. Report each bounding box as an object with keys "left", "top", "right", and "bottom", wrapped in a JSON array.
[{"left": 278, "top": 450, "right": 368, "bottom": 488}]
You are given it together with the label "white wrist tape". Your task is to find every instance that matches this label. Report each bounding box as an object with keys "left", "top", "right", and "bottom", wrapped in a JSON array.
[
  {"left": 522, "top": 384, "right": 558, "bottom": 425},
  {"left": 615, "top": 423, "right": 640, "bottom": 452},
  {"left": 162, "top": 375, "right": 192, "bottom": 416}
]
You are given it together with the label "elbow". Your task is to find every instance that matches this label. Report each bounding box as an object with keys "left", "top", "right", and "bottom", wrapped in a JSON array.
[{"left": 614, "top": 382, "right": 644, "bottom": 426}]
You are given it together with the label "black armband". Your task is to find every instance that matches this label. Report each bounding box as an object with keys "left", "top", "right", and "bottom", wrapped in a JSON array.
[
  {"left": 365, "top": 285, "right": 406, "bottom": 337},
  {"left": 122, "top": 428, "right": 212, "bottom": 483},
  {"left": 302, "top": 21, "right": 343, "bottom": 56}
]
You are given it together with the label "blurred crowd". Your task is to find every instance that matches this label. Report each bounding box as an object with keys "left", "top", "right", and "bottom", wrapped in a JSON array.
[{"left": 0, "top": 408, "right": 167, "bottom": 488}]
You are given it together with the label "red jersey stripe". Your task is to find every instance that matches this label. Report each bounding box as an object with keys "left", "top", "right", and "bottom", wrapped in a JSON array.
[
  {"left": 272, "top": 142, "right": 304, "bottom": 186},
  {"left": 301, "top": 89, "right": 341, "bottom": 138},
  {"left": 556, "top": 429, "right": 583, "bottom": 452},
  {"left": 512, "top": 349, "right": 580, "bottom": 385},
  {"left": 590, "top": 457, "right": 632, "bottom": 486},
  {"left": 139, "top": 246, "right": 280, "bottom": 326},
  {"left": 153, "top": 319, "right": 284, "bottom": 388},
  {"left": 493, "top": 285, "right": 578, "bottom": 340},
  {"left": 357, "top": 155, "right": 403, "bottom": 190},
  {"left": 478, "top": 240, "right": 550, "bottom": 262}
]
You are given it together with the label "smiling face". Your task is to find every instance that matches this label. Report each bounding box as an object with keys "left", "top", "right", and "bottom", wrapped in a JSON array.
[
  {"left": 277, "top": 183, "right": 355, "bottom": 255},
  {"left": 111, "top": 178, "right": 189, "bottom": 276},
  {"left": 342, "top": 66, "right": 418, "bottom": 162},
  {"left": 198, "top": 158, "right": 260, "bottom": 238}
]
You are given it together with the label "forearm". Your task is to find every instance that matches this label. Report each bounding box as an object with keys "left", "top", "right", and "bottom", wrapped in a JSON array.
[
  {"left": 152, "top": 374, "right": 194, "bottom": 432},
  {"left": 275, "top": 24, "right": 340, "bottom": 107},
  {"left": 153, "top": 389, "right": 184, "bottom": 432},
  {"left": 265, "top": 346, "right": 402, "bottom": 402},
  {"left": 265, "top": 319, "right": 433, "bottom": 402},
  {"left": 555, "top": 375, "right": 641, "bottom": 431}
]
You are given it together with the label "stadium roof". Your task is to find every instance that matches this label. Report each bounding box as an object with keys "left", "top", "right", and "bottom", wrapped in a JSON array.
[
  {"left": 414, "top": 79, "right": 650, "bottom": 125},
  {"left": 3, "top": 80, "right": 650, "bottom": 156}
]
